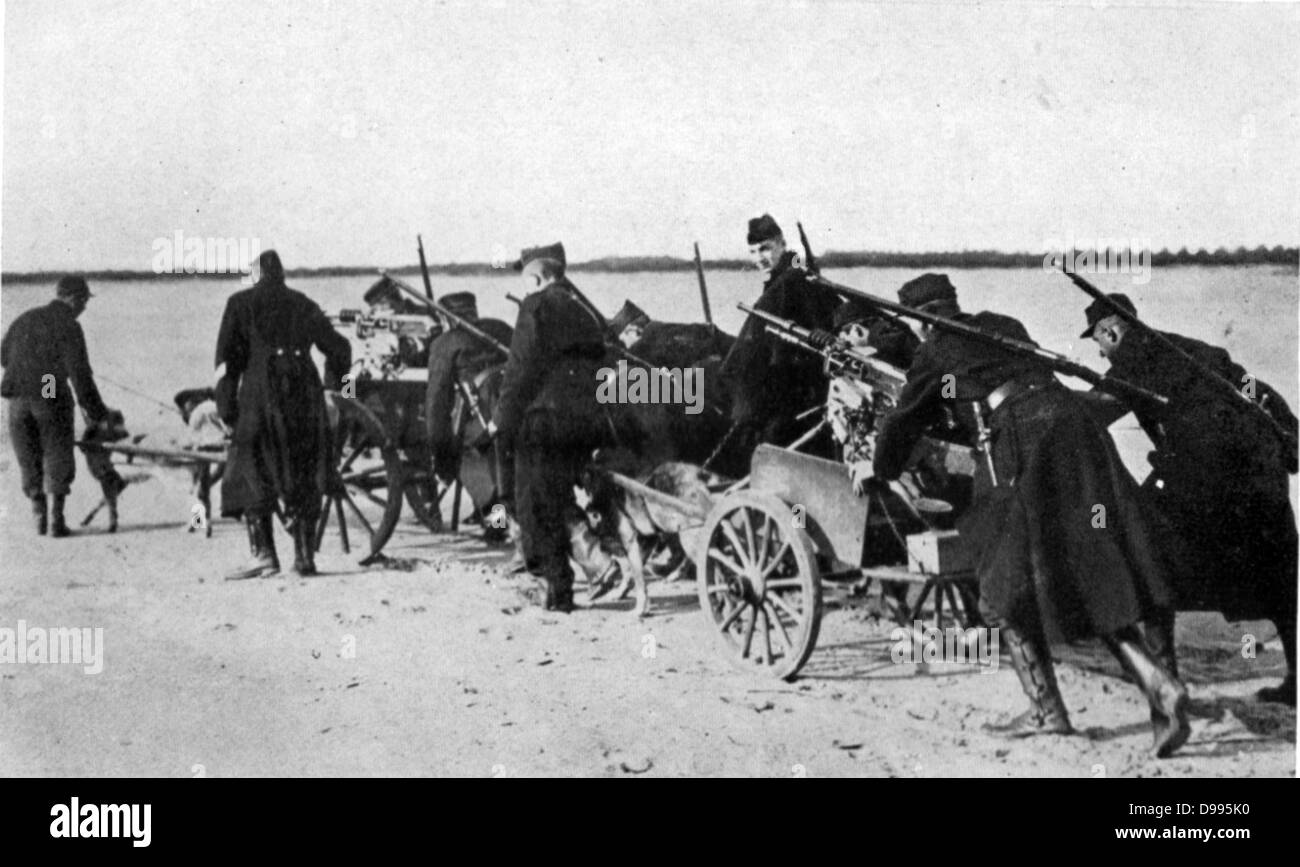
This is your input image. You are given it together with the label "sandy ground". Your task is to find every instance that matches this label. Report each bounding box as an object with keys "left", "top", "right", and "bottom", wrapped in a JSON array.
[{"left": 0, "top": 448, "right": 1293, "bottom": 779}]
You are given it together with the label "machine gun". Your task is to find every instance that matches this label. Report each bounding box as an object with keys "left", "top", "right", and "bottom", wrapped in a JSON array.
[
  {"left": 381, "top": 271, "right": 512, "bottom": 356},
  {"left": 738, "top": 302, "right": 906, "bottom": 397},
  {"left": 808, "top": 274, "right": 1170, "bottom": 407}
]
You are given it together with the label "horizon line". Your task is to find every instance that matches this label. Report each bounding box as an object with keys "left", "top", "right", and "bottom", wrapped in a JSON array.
[{"left": 3, "top": 244, "right": 1297, "bottom": 284}]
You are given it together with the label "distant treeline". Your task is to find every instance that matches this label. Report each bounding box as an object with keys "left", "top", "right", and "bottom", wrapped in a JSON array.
[{"left": 3, "top": 245, "right": 1295, "bottom": 284}]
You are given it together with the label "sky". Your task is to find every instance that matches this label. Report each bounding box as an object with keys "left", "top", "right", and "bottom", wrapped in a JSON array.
[{"left": 2, "top": 0, "right": 1297, "bottom": 272}]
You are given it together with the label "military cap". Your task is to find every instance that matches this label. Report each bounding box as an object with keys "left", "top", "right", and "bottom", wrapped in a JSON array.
[
  {"left": 55, "top": 275, "right": 93, "bottom": 299},
  {"left": 898, "top": 273, "right": 957, "bottom": 309},
  {"left": 513, "top": 242, "right": 566, "bottom": 272},
  {"left": 363, "top": 275, "right": 403, "bottom": 307},
  {"left": 440, "top": 291, "right": 479, "bottom": 321},
  {"left": 746, "top": 214, "right": 783, "bottom": 246},
  {"left": 1080, "top": 293, "right": 1137, "bottom": 338},
  {"left": 609, "top": 300, "right": 651, "bottom": 335}
]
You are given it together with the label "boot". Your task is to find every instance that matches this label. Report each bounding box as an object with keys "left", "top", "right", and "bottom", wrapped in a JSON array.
[
  {"left": 1256, "top": 613, "right": 1296, "bottom": 706},
  {"left": 292, "top": 519, "right": 318, "bottom": 577},
  {"left": 983, "top": 625, "right": 1073, "bottom": 738},
  {"left": 49, "top": 495, "right": 70, "bottom": 538},
  {"left": 550, "top": 579, "right": 575, "bottom": 614},
  {"left": 224, "top": 514, "right": 280, "bottom": 580},
  {"left": 1256, "top": 672, "right": 1296, "bottom": 706},
  {"left": 523, "top": 571, "right": 574, "bottom": 613},
  {"left": 1107, "top": 627, "right": 1190, "bottom": 759},
  {"left": 32, "top": 495, "right": 48, "bottom": 536}
]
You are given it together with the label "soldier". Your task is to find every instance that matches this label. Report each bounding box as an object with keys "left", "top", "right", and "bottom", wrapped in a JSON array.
[
  {"left": 423, "top": 291, "right": 513, "bottom": 535},
  {"left": 216, "top": 250, "right": 352, "bottom": 579},
  {"left": 1, "top": 275, "right": 109, "bottom": 536},
  {"left": 473, "top": 242, "right": 611, "bottom": 611},
  {"left": 869, "top": 274, "right": 1190, "bottom": 758},
  {"left": 1080, "top": 293, "right": 1298, "bottom": 705},
  {"left": 608, "top": 300, "right": 651, "bottom": 349},
  {"left": 720, "top": 214, "right": 841, "bottom": 466}
]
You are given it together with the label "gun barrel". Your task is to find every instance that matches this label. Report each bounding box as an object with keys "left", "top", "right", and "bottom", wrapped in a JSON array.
[
  {"left": 796, "top": 221, "right": 818, "bottom": 273},
  {"left": 1061, "top": 269, "right": 1293, "bottom": 448},
  {"left": 738, "top": 301, "right": 880, "bottom": 375},
  {"left": 694, "top": 242, "right": 713, "bottom": 326},
  {"left": 382, "top": 271, "right": 511, "bottom": 356},
  {"left": 810, "top": 274, "right": 1169, "bottom": 406},
  {"left": 416, "top": 235, "right": 435, "bottom": 302}
]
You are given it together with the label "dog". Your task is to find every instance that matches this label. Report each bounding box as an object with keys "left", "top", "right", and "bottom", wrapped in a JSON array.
[
  {"left": 572, "top": 451, "right": 723, "bottom": 617},
  {"left": 78, "top": 409, "right": 133, "bottom": 532},
  {"left": 174, "top": 388, "right": 228, "bottom": 536}
]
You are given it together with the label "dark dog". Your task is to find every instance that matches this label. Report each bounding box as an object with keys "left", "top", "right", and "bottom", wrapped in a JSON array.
[
  {"left": 79, "top": 409, "right": 132, "bottom": 532},
  {"left": 575, "top": 452, "right": 723, "bottom": 616}
]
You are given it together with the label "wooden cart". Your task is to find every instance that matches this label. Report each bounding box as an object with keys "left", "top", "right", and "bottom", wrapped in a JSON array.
[{"left": 610, "top": 442, "right": 981, "bottom": 681}]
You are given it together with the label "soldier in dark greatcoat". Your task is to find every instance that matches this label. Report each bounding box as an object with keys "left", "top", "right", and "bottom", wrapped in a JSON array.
[
  {"left": 719, "top": 214, "right": 841, "bottom": 473},
  {"left": 1080, "top": 293, "right": 1298, "bottom": 705},
  {"left": 1, "top": 275, "right": 109, "bottom": 537},
  {"left": 215, "top": 250, "right": 352, "bottom": 579},
  {"left": 423, "top": 291, "right": 513, "bottom": 532},
  {"left": 473, "top": 242, "right": 612, "bottom": 611},
  {"left": 870, "top": 274, "right": 1190, "bottom": 758}
]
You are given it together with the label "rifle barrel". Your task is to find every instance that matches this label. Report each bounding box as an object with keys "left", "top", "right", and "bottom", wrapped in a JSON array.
[
  {"left": 1061, "top": 270, "right": 1294, "bottom": 448},
  {"left": 809, "top": 274, "right": 1169, "bottom": 406},
  {"left": 796, "top": 221, "right": 818, "bottom": 273},
  {"left": 694, "top": 242, "right": 713, "bottom": 326},
  {"left": 416, "top": 235, "right": 435, "bottom": 301},
  {"left": 382, "top": 271, "right": 511, "bottom": 355}
]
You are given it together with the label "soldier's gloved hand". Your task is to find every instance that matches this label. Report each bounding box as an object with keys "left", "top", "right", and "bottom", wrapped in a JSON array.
[
  {"left": 848, "top": 460, "right": 875, "bottom": 497},
  {"left": 808, "top": 329, "right": 836, "bottom": 350}
]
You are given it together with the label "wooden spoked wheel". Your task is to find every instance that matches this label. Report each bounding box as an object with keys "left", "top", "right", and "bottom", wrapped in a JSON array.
[
  {"left": 316, "top": 395, "right": 406, "bottom": 564},
  {"left": 401, "top": 462, "right": 443, "bottom": 532},
  {"left": 696, "top": 491, "right": 822, "bottom": 681}
]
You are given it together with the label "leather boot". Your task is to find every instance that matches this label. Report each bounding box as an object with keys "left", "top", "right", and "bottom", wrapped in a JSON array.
[
  {"left": 33, "top": 494, "right": 48, "bottom": 536},
  {"left": 550, "top": 579, "right": 575, "bottom": 614},
  {"left": 1256, "top": 613, "right": 1296, "bottom": 706},
  {"left": 983, "top": 625, "right": 1073, "bottom": 738},
  {"left": 1106, "top": 626, "right": 1190, "bottom": 758},
  {"left": 1256, "top": 672, "right": 1296, "bottom": 707},
  {"left": 224, "top": 514, "right": 280, "bottom": 580},
  {"left": 292, "top": 518, "right": 318, "bottom": 577},
  {"left": 49, "top": 495, "right": 70, "bottom": 538}
]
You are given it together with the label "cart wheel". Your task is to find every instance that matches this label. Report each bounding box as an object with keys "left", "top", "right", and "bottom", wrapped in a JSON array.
[
  {"left": 401, "top": 464, "right": 443, "bottom": 532},
  {"left": 317, "top": 395, "right": 406, "bottom": 564},
  {"left": 696, "top": 490, "right": 822, "bottom": 681}
]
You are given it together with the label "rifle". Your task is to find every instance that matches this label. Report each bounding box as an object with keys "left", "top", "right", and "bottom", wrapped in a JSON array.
[
  {"left": 796, "top": 221, "right": 819, "bottom": 274},
  {"left": 416, "top": 235, "right": 435, "bottom": 301},
  {"left": 1060, "top": 270, "right": 1296, "bottom": 451},
  {"left": 738, "top": 302, "right": 906, "bottom": 395},
  {"left": 808, "top": 274, "right": 1170, "bottom": 407},
  {"left": 381, "top": 271, "right": 511, "bottom": 356},
  {"left": 694, "top": 241, "right": 713, "bottom": 326}
]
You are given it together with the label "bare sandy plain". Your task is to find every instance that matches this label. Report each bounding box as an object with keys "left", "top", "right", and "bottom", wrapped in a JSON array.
[{"left": 1, "top": 265, "right": 1294, "bottom": 776}]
